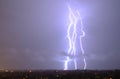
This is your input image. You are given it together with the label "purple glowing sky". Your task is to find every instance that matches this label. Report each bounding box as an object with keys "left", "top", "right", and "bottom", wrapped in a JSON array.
[{"left": 0, "top": 0, "right": 120, "bottom": 70}]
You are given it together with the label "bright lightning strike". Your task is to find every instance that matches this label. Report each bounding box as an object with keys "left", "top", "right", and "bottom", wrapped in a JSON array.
[{"left": 64, "top": 4, "right": 86, "bottom": 70}]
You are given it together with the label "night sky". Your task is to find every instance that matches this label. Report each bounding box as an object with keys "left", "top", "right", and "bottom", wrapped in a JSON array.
[{"left": 0, "top": 0, "right": 120, "bottom": 70}]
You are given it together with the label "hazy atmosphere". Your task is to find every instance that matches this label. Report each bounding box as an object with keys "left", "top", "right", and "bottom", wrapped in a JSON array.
[{"left": 0, "top": 0, "right": 120, "bottom": 70}]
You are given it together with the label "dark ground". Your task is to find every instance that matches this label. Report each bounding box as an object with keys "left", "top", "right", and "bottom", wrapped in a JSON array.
[{"left": 0, "top": 70, "right": 120, "bottom": 79}]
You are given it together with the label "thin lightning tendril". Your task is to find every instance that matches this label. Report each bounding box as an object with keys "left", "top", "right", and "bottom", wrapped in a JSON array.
[
  {"left": 64, "top": 4, "right": 86, "bottom": 70},
  {"left": 79, "top": 12, "right": 87, "bottom": 70}
]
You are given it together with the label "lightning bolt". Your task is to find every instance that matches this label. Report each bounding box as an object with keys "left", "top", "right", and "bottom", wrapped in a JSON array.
[{"left": 64, "top": 4, "right": 86, "bottom": 70}]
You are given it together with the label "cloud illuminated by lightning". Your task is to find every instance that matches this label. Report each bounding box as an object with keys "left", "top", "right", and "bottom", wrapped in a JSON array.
[{"left": 64, "top": 4, "right": 86, "bottom": 70}]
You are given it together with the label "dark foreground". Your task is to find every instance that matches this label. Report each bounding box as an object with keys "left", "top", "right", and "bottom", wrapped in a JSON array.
[{"left": 0, "top": 70, "right": 120, "bottom": 79}]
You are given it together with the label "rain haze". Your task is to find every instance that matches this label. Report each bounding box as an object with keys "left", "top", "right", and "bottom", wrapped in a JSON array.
[{"left": 0, "top": 0, "right": 120, "bottom": 70}]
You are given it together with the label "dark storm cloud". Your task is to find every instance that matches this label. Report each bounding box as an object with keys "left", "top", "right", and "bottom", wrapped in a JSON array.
[{"left": 0, "top": 0, "right": 120, "bottom": 69}]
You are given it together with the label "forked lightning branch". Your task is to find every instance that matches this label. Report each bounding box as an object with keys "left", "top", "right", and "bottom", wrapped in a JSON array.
[{"left": 64, "top": 4, "right": 86, "bottom": 70}]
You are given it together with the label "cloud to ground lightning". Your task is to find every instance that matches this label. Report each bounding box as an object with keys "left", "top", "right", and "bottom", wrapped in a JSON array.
[{"left": 64, "top": 3, "right": 86, "bottom": 70}]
